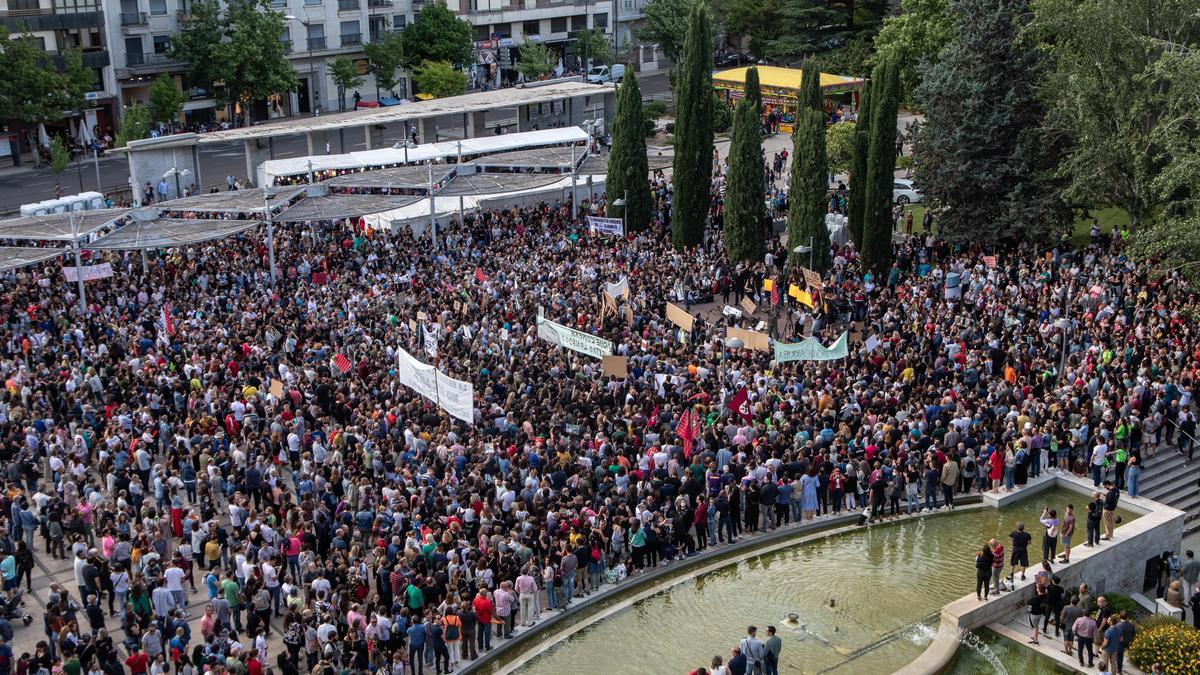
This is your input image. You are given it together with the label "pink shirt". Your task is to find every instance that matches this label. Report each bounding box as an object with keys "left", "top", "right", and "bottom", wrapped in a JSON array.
[
  {"left": 494, "top": 589, "right": 515, "bottom": 616},
  {"left": 515, "top": 575, "right": 537, "bottom": 594}
]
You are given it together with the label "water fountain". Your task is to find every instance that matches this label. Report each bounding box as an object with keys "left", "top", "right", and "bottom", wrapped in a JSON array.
[{"left": 956, "top": 629, "right": 1011, "bottom": 675}]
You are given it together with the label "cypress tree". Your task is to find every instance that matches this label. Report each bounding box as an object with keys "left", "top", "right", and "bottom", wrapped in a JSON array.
[
  {"left": 724, "top": 98, "right": 766, "bottom": 263},
  {"left": 798, "top": 58, "right": 823, "bottom": 113},
  {"left": 744, "top": 66, "right": 762, "bottom": 115},
  {"left": 787, "top": 57, "right": 831, "bottom": 272},
  {"left": 847, "top": 82, "right": 871, "bottom": 252},
  {"left": 860, "top": 58, "right": 900, "bottom": 275},
  {"left": 607, "top": 72, "right": 652, "bottom": 232},
  {"left": 671, "top": 3, "right": 714, "bottom": 251}
]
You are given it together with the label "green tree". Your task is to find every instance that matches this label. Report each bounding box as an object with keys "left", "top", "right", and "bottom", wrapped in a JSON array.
[
  {"left": 170, "top": 0, "right": 224, "bottom": 93},
  {"left": 712, "top": 92, "right": 732, "bottom": 132},
  {"left": 1030, "top": 0, "right": 1197, "bottom": 231},
  {"left": 721, "top": 0, "right": 782, "bottom": 58},
  {"left": 914, "top": 0, "right": 1064, "bottom": 245},
  {"left": 859, "top": 57, "right": 899, "bottom": 274},
  {"left": 767, "top": 0, "right": 845, "bottom": 60},
  {"left": 575, "top": 28, "right": 612, "bottom": 67},
  {"left": 148, "top": 74, "right": 186, "bottom": 125},
  {"left": 0, "top": 29, "right": 90, "bottom": 165},
  {"left": 49, "top": 136, "right": 69, "bottom": 177},
  {"left": 724, "top": 98, "right": 766, "bottom": 262},
  {"left": 402, "top": 1, "right": 474, "bottom": 68},
  {"left": 114, "top": 101, "right": 151, "bottom": 148},
  {"left": 413, "top": 60, "right": 467, "bottom": 98},
  {"left": 671, "top": 3, "right": 714, "bottom": 250},
  {"left": 639, "top": 0, "right": 697, "bottom": 64},
  {"left": 607, "top": 73, "right": 653, "bottom": 231},
  {"left": 846, "top": 83, "right": 870, "bottom": 251},
  {"left": 328, "top": 57, "right": 365, "bottom": 111},
  {"left": 220, "top": 0, "right": 297, "bottom": 124},
  {"left": 872, "top": 0, "right": 951, "bottom": 110},
  {"left": 787, "top": 57, "right": 831, "bottom": 272},
  {"left": 744, "top": 66, "right": 762, "bottom": 114},
  {"left": 364, "top": 31, "right": 405, "bottom": 99},
  {"left": 516, "top": 41, "right": 557, "bottom": 80},
  {"left": 825, "top": 120, "right": 855, "bottom": 175}
]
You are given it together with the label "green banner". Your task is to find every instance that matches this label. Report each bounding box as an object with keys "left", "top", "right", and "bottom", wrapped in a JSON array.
[{"left": 774, "top": 332, "right": 849, "bottom": 363}]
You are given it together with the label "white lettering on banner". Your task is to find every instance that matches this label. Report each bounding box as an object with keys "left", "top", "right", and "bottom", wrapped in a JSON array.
[
  {"left": 586, "top": 216, "right": 624, "bottom": 237},
  {"left": 423, "top": 323, "right": 439, "bottom": 358},
  {"left": 395, "top": 347, "right": 476, "bottom": 425},
  {"left": 773, "top": 332, "right": 850, "bottom": 363},
  {"left": 536, "top": 314, "right": 614, "bottom": 359},
  {"left": 62, "top": 263, "right": 113, "bottom": 282}
]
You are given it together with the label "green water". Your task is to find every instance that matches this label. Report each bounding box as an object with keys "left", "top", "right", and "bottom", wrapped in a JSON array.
[
  {"left": 948, "top": 627, "right": 1071, "bottom": 674},
  {"left": 514, "top": 489, "right": 1137, "bottom": 675}
]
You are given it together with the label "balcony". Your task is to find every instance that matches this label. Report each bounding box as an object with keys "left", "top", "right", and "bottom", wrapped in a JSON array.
[
  {"left": 120, "top": 11, "right": 147, "bottom": 26},
  {"left": 338, "top": 0, "right": 360, "bottom": 10},
  {"left": 122, "top": 51, "right": 180, "bottom": 73},
  {"left": 126, "top": 51, "right": 145, "bottom": 66},
  {"left": 340, "top": 32, "right": 362, "bottom": 45},
  {"left": 367, "top": 0, "right": 392, "bottom": 9},
  {"left": 176, "top": 9, "right": 192, "bottom": 21},
  {"left": 0, "top": 5, "right": 104, "bottom": 31},
  {"left": 307, "top": 36, "right": 326, "bottom": 50}
]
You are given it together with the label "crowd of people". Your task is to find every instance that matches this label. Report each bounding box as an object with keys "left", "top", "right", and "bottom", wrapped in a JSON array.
[{"left": 0, "top": 152, "right": 1196, "bottom": 675}]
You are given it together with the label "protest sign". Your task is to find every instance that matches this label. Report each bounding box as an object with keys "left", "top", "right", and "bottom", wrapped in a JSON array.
[
  {"left": 601, "top": 355, "right": 628, "bottom": 378},
  {"left": 773, "top": 332, "right": 849, "bottom": 362},
  {"left": 740, "top": 298, "right": 757, "bottom": 315},
  {"left": 727, "top": 326, "right": 770, "bottom": 353},
  {"left": 666, "top": 302, "right": 695, "bottom": 332},
  {"left": 62, "top": 263, "right": 113, "bottom": 282},
  {"left": 536, "top": 314, "right": 614, "bottom": 358},
  {"left": 586, "top": 216, "right": 624, "bottom": 236}
]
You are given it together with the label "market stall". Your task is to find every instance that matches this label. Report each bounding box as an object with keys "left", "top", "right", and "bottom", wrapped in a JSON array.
[{"left": 713, "top": 66, "right": 866, "bottom": 134}]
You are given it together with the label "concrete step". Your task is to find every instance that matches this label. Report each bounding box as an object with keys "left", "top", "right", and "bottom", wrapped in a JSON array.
[{"left": 1140, "top": 470, "right": 1198, "bottom": 503}]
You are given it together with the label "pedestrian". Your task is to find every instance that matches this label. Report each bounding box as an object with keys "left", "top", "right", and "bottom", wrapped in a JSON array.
[
  {"left": 739, "top": 626, "right": 765, "bottom": 675},
  {"left": 1058, "top": 504, "right": 1076, "bottom": 563},
  {"left": 1072, "top": 611, "right": 1097, "bottom": 668},
  {"left": 1102, "top": 480, "right": 1119, "bottom": 540},
  {"left": 1086, "top": 492, "right": 1104, "bottom": 547},
  {"left": 1039, "top": 508, "right": 1059, "bottom": 562},
  {"left": 975, "top": 544, "right": 993, "bottom": 601},
  {"left": 1009, "top": 522, "right": 1032, "bottom": 582}
]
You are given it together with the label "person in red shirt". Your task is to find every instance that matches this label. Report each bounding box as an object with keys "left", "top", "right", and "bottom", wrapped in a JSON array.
[
  {"left": 472, "top": 589, "right": 495, "bottom": 651},
  {"left": 246, "top": 650, "right": 263, "bottom": 675},
  {"left": 124, "top": 646, "right": 149, "bottom": 675}
]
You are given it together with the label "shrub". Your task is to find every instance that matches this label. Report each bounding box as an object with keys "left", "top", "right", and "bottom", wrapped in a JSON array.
[
  {"left": 1129, "top": 619, "right": 1200, "bottom": 675},
  {"left": 1104, "top": 593, "right": 1140, "bottom": 617},
  {"left": 712, "top": 92, "right": 732, "bottom": 133}
]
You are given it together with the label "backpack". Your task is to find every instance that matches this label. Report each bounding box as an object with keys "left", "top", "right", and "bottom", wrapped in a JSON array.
[{"left": 444, "top": 618, "right": 460, "bottom": 641}]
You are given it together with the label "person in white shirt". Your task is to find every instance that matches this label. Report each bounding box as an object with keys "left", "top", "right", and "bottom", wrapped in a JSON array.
[{"left": 163, "top": 562, "right": 187, "bottom": 613}]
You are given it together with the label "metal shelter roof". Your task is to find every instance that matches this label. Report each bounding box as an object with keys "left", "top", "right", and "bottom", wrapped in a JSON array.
[
  {"left": 466, "top": 146, "right": 580, "bottom": 169},
  {"left": 321, "top": 165, "right": 454, "bottom": 190},
  {"left": 437, "top": 173, "right": 570, "bottom": 197},
  {"left": 155, "top": 188, "right": 304, "bottom": 215},
  {"left": 87, "top": 217, "right": 261, "bottom": 250},
  {"left": 0, "top": 246, "right": 70, "bottom": 272},
  {"left": 0, "top": 209, "right": 130, "bottom": 242},
  {"left": 275, "top": 194, "right": 421, "bottom": 222}
]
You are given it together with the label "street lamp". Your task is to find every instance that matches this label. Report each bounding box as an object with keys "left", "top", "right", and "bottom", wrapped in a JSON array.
[
  {"left": 720, "top": 333, "right": 744, "bottom": 406},
  {"left": 1054, "top": 318, "right": 1071, "bottom": 381},
  {"left": 285, "top": 15, "right": 319, "bottom": 116},
  {"left": 392, "top": 138, "right": 414, "bottom": 164},
  {"left": 163, "top": 167, "right": 192, "bottom": 198},
  {"left": 793, "top": 241, "right": 813, "bottom": 270},
  {"left": 612, "top": 190, "right": 627, "bottom": 233}
]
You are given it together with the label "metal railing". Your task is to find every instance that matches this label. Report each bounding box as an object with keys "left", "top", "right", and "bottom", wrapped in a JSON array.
[
  {"left": 307, "top": 36, "right": 326, "bottom": 50},
  {"left": 337, "top": 0, "right": 359, "bottom": 10},
  {"left": 367, "top": 0, "right": 392, "bottom": 8},
  {"left": 120, "top": 11, "right": 147, "bottom": 25},
  {"left": 126, "top": 51, "right": 145, "bottom": 65},
  {"left": 340, "top": 32, "right": 362, "bottom": 45}
]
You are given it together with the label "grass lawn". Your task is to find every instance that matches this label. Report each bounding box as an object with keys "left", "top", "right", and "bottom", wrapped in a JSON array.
[{"left": 899, "top": 204, "right": 1131, "bottom": 247}]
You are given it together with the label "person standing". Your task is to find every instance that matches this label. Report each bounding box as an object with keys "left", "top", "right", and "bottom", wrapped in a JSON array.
[
  {"left": 1086, "top": 492, "right": 1104, "bottom": 547},
  {"left": 763, "top": 626, "right": 781, "bottom": 675},
  {"left": 1100, "top": 613, "right": 1126, "bottom": 675},
  {"left": 1059, "top": 504, "right": 1076, "bottom": 563},
  {"left": 1039, "top": 508, "right": 1059, "bottom": 562},
  {"left": 1072, "top": 611, "right": 1097, "bottom": 668},
  {"left": 1060, "top": 597, "right": 1083, "bottom": 658},
  {"left": 406, "top": 616, "right": 426, "bottom": 675},
  {"left": 975, "top": 544, "right": 993, "bottom": 600},
  {"left": 1102, "top": 480, "right": 1119, "bottom": 540},
  {"left": 515, "top": 569, "right": 538, "bottom": 626},
  {"left": 1181, "top": 550, "right": 1200, "bottom": 606},
  {"left": 1009, "top": 523, "right": 1032, "bottom": 581},
  {"left": 989, "top": 539, "right": 1005, "bottom": 595},
  {"left": 472, "top": 590, "right": 494, "bottom": 652},
  {"left": 940, "top": 454, "right": 959, "bottom": 509},
  {"left": 739, "top": 626, "right": 766, "bottom": 675},
  {"left": 1090, "top": 440, "right": 1107, "bottom": 487}
]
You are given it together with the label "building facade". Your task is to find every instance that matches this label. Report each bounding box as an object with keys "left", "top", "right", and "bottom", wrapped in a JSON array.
[{"left": 1, "top": 0, "right": 117, "bottom": 156}]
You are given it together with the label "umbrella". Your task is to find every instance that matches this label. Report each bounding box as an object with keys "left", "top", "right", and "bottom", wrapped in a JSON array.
[
  {"left": 78, "top": 119, "right": 95, "bottom": 146},
  {"left": 37, "top": 123, "right": 50, "bottom": 149}
]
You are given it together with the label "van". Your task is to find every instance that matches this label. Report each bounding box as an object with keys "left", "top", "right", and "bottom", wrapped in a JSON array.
[{"left": 586, "top": 64, "right": 626, "bottom": 83}]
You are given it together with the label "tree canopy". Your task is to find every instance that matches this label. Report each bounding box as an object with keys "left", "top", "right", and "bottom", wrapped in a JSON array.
[
  {"left": 148, "top": 74, "right": 187, "bottom": 124},
  {"left": 607, "top": 73, "right": 653, "bottom": 232},
  {"left": 413, "top": 60, "right": 467, "bottom": 99},
  {"left": 402, "top": 1, "right": 474, "bottom": 68},
  {"left": 872, "top": 0, "right": 951, "bottom": 110},
  {"left": 639, "top": 0, "right": 698, "bottom": 64},
  {"left": 575, "top": 29, "right": 612, "bottom": 66},
  {"left": 329, "top": 57, "right": 365, "bottom": 111},
  {"left": 516, "top": 41, "right": 557, "bottom": 80},
  {"left": 364, "top": 31, "right": 405, "bottom": 95},
  {"left": 724, "top": 98, "right": 766, "bottom": 263},
  {"left": 671, "top": 2, "right": 714, "bottom": 250}
]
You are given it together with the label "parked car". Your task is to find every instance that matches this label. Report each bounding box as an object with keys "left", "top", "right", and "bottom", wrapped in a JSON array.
[
  {"left": 586, "top": 64, "right": 626, "bottom": 83},
  {"left": 893, "top": 178, "right": 924, "bottom": 205},
  {"left": 713, "top": 51, "right": 750, "bottom": 67}
]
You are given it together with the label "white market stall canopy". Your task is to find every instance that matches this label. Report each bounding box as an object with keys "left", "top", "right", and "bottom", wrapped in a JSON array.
[
  {"left": 257, "top": 127, "right": 590, "bottom": 186},
  {"left": 0, "top": 246, "right": 70, "bottom": 272},
  {"left": 0, "top": 209, "right": 130, "bottom": 242},
  {"left": 87, "top": 217, "right": 261, "bottom": 250}
]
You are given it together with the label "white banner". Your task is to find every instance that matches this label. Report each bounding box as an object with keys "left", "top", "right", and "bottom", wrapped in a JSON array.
[
  {"left": 396, "top": 347, "right": 476, "bottom": 424},
  {"left": 536, "top": 314, "right": 613, "bottom": 359},
  {"left": 62, "top": 263, "right": 113, "bottom": 282},
  {"left": 586, "top": 216, "right": 624, "bottom": 237},
  {"left": 423, "top": 323, "right": 439, "bottom": 358},
  {"left": 604, "top": 276, "right": 629, "bottom": 299},
  {"left": 435, "top": 371, "right": 475, "bottom": 424}
]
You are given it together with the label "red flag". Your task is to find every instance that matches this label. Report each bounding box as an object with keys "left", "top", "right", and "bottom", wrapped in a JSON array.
[
  {"left": 331, "top": 353, "right": 351, "bottom": 374},
  {"left": 160, "top": 305, "right": 176, "bottom": 337},
  {"left": 475, "top": 268, "right": 487, "bottom": 283},
  {"left": 771, "top": 280, "right": 780, "bottom": 305},
  {"left": 726, "top": 386, "right": 753, "bottom": 424},
  {"left": 676, "top": 409, "right": 700, "bottom": 458}
]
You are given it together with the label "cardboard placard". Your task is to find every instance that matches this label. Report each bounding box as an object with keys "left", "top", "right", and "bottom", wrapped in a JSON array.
[
  {"left": 740, "top": 297, "right": 757, "bottom": 316},
  {"left": 269, "top": 379, "right": 285, "bottom": 398},
  {"left": 726, "top": 326, "right": 770, "bottom": 353},
  {"left": 722, "top": 305, "right": 743, "bottom": 318},
  {"left": 762, "top": 279, "right": 774, "bottom": 292},
  {"left": 622, "top": 306, "right": 634, "bottom": 325},
  {"left": 601, "top": 355, "right": 628, "bottom": 378},
  {"left": 802, "top": 267, "right": 823, "bottom": 289},
  {"left": 788, "top": 284, "right": 803, "bottom": 301},
  {"left": 983, "top": 255, "right": 997, "bottom": 268},
  {"left": 666, "top": 302, "right": 695, "bottom": 332}
]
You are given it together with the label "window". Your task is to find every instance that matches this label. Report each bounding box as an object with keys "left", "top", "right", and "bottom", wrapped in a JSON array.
[
  {"left": 571, "top": 14, "right": 586, "bottom": 30},
  {"left": 593, "top": 13, "right": 607, "bottom": 31},
  {"left": 153, "top": 35, "right": 171, "bottom": 53},
  {"left": 340, "top": 20, "right": 361, "bottom": 44},
  {"left": 522, "top": 20, "right": 539, "bottom": 36},
  {"left": 125, "top": 36, "right": 143, "bottom": 65},
  {"left": 149, "top": 0, "right": 166, "bottom": 14},
  {"left": 6, "top": 0, "right": 38, "bottom": 11},
  {"left": 304, "top": 0, "right": 321, "bottom": 6},
  {"left": 307, "top": 23, "right": 325, "bottom": 50},
  {"left": 474, "top": 25, "right": 490, "bottom": 41},
  {"left": 550, "top": 16, "right": 567, "bottom": 33},
  {"left": 392, "top": 13, "right": 406, "bottom": 28}
]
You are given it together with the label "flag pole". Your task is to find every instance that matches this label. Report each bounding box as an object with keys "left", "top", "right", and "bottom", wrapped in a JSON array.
[{"left": 70, "top": 211, "right": 85, "bottom": 312}]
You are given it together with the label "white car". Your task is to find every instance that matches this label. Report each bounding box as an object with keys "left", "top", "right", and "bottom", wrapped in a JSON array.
[
  {"left": 893, "top": 178, "right": 924, "bottom": 205},
  {"left": 586, "top": 64, "right": 626, "bottom": 83}
]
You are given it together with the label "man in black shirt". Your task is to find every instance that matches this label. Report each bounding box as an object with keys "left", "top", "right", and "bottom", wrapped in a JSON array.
[
  {"left": 1009, "top": 523, "right": 1032, "bottom": 581},
  {"left": 1103, "top": 480, "right": 1119, "bottom": 540},
  {"left": 869, "top": 475, "right": 889, "bottom": 522},
  {"left": 1086, "top": 492, "right": 1104, "bottom": 546}
]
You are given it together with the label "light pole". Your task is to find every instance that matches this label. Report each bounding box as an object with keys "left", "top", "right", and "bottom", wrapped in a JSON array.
[
  {"left": 720, "top": 333, "right": 743, "bottom": 407},
  {"left": 265, "top": 192, "right": 277, "bottom": 286},
  {"left": 1054, "top": 317, "right": 1071, "bottom": 382},
  {"left": 611, "top": 190, "right": 627, "bottom": 233},
  {"left": 163, "top": 167, "right": 192, "bottom": 199},
  {"left": 793, "top": 240, "right": 813, "bottom": 270},
  {"left": 285, "top": 15, "right": 318, "bottom": 115}
]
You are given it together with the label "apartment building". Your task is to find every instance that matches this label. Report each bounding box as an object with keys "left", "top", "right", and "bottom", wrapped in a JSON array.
[
  {"left": 1, "top": 0, "right": 117, "bottom": 155},
  {"left": 105, "top": 0, "right": 413, "bottom": 125}
]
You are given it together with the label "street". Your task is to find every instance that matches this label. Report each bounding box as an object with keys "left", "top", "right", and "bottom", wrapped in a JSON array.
[{"left": 0, "top": 71, "right": 673, "bottom": 215}]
